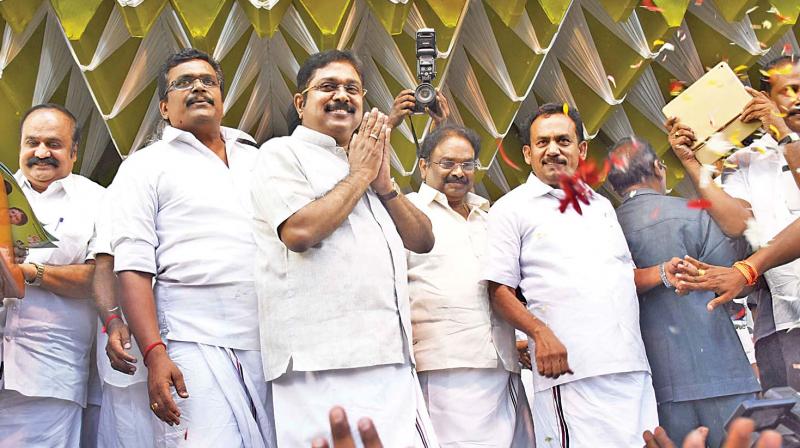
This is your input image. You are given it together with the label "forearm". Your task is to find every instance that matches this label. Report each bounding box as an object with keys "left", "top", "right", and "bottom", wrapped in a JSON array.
[
  {"left": 634, "top": 265, "right": 662, "bottom": 295},
  {"left": 118, "top": 271, "right": 160, "bottom": 352},
  {"left": 93, "top": 254, "right": 119, "bottom": 323},
  {"left": 785, "top": 141, "right": 800, "bottom": 189},
  {"left": 381, "top": 195, "right": 434, "bottom": 253},
  {"left": 748, "top": 218, "right": 800, "bottom": 274},
  {"left": 23, "top": 262, "right": 95, "bottom": 299},
  {"left": 280, "top": 171, "right": 371, "bottom": 252},
  {"left": 680, "top": 158, "right": 752, "bottom": 237},
  {"left": 488, "top": 282, "right": 547, "bottom": 338}
]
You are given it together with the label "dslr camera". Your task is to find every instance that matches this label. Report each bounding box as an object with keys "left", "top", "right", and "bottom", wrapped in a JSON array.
[{"left": 413, "top": 28, "right": 439, "bottom": 115}]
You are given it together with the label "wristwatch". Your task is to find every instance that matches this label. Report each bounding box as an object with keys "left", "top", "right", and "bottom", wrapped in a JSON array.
[
  {"left": 778, "top": 132, "right": 800, "bottom": 146},
  {"left": 377, "top": 179, "right": 401, "bottom": 202},
  {"left": 24, "top": 262, "right": 44, "bottom": 286}
]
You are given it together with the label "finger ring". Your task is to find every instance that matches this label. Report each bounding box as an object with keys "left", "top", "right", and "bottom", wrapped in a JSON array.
[
  {"left": 698, "top": 269, "right": 706, "bottom": 276},
  {"left": 369, "top": 133, "right": 379, "bottom": 140},
  {"left": 150, "top": 402, "right": 159, "bottom": 411}
]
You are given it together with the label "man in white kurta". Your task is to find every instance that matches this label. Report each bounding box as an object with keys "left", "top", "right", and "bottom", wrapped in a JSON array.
[
  {"left": 405, "top": 124, "right": 533, "bottom": 447},
  {"left": 110, "top": 49, "right": 274, "bottom": 447},
  {"left": 484, "top": 104, "right": 657, "bottom": 447},
  {"left": 252, "top": 50, "right": 437, "bottom": 447},
  {"left": 0, "top": 104, "right": 104, "bottom": 447}
]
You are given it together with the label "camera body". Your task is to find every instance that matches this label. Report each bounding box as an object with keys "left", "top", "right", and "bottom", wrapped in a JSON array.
[{"left": 413, "top": 28, "right": 439, "bottom": 115}]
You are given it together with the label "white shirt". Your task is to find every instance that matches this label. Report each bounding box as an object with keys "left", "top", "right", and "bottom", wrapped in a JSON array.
[
  {"left": 252, "top": 126, "right": 412, "bottom": 381},
  {"left": 2, "top": 172, "right": 104, "bottom": 406},
  {"left": 93, "top": 189, "right": 146, "bottom": 387},
  {"left": 111, "top": 125, "right": 260, "bottom": 351},
  {"left": 482, "top": 173, "right": 650, "bottom": 392},
  {"left": 723, "top": 134, "right": 800, "bottom": 331},
  {"left": 406, "top": 183, "right": 517, "bottom": 372}
]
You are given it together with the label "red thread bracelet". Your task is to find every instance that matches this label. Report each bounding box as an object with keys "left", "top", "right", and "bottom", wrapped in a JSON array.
[
  {"left": 143, "top": 341, "right": 166, "bottom": 366},
  {"left": 102, "top": 314, "right": 122, "bottom": 333}
]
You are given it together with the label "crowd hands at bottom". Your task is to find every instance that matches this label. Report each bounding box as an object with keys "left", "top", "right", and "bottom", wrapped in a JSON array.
[
  {"left": 643, "top": 417, "right": 782, "bottom": 448},
  {"left": 308, "top": 406, "right": 780, "bottom": 448}
]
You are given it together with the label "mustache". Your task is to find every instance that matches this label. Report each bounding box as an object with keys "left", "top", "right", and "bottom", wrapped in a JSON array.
[
  {"left": 325, "top": 101, "right": 355, "bottom": 113},
  {"left": 26, "top": 156, "right": 59, "bottom": 168},
  {"left": 445, "top": 176, "right": 468, "bottom": 184},
  {"left": 186, "top": 95, "right": 214, "bottom": 107},
  {"left": 543, "top": 157, "right": 567, "bottom": 165}
]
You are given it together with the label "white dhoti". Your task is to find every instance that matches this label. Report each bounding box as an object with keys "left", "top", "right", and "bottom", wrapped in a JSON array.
[
  {"left": 0, "top": 389, "right": 82, "bottom": 448},
  {"left": 532, "top": 371, "right": 658, "bottom": 448},
  {"left": 153, "top": 341, "right": 276, "bottom": 448},
  {"left": 272, "top": 363, "right": 438, "bottom": 448},
  {"left": 418, "top": 367, "right": 534, "bottom": 447},
  {"left": 98, "top": 381, "right": 156, "bottom": 448}
]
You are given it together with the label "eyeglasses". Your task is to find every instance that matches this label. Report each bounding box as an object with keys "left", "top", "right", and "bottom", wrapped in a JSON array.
[
  {"left": 166, "top": 75, "right": 220, "bottom": 93},
  {"left": 658, "top": 159, "right": 667, "bottom": 170},
  {"left": 430, "top": 159, "right": 479, "bottom": 172},
  {"left": 301, "top": 81, "right": 367, "bottom": 97}
]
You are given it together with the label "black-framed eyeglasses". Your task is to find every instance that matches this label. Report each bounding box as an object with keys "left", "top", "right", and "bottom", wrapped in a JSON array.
[
  {"left": 430, "top": 159, "right": 479, "bottom": 172},
  {"left": 166, "top": 75, "right": 220, "bottom": 93},
  {"left": 300, "top": 81, "right": 367, "bottom": 97}
]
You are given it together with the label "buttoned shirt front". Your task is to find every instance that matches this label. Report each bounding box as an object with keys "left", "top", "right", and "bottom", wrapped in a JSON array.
[
  {"left": 111, "top": 125, "right": 260, "bottom": 351},
  {"left": 2, "top": 172, "right": 104, "bottom": 406},
  {"left": 723, "top": 134, "right": 800, "bottom": 332},
  {"left": 483, "top": 173, "right": 650, "bottom": 392},
  {"left": 252, "top": 126, "right": 412, "bottom": 381},
  {"left": 406, "top": 183, "right": 517, "bottom": 373}
]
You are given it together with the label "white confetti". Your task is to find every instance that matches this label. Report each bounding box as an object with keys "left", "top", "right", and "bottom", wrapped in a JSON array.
[
  {"left": 699, "top": 164, "right": 717, "bottom": 189},
  {"left": 744, "top": 218, "right": 768, "bottom": 249},
  {"left": 661, "top": 43, "right": 675, "bottom": 52},
  {"left": 668, "top": 325, "right": 680, "bottom": 335},
  {"left": 705, "top": 132, "right": 736, "bottom": 158}
]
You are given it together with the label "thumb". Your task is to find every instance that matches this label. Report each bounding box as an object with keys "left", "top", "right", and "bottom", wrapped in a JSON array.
[
  {"left": 707, "top": 292, "right": 733, "bottom": 312},
  {"left": 173, "top": 371, "right": 189, "bottom": 398}
]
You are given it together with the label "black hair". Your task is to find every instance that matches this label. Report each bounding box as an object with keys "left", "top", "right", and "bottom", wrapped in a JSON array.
[
  {"left": 20, "top": 103, "right": 81, "bottom": 154},
  {"left": 419, "top": 124, "right": 481, "bottom": 160},
  {"left": 296, "top": 50, "right": 365, "bottom": 95},
  {"left": 606, "top": 136, "right": 659, "bottom": 193},
  {"left": 761, "top": 55, "right": 797, "bottom": 93},
  {"left": 522, "top": 102, "right": 585, "bottom": 145},
  {"left": 157, "top": 48, "right": 225, "bottom": 101}
]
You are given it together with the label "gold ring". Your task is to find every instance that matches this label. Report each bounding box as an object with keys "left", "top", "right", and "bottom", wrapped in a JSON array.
[
  {"left": 150, "top": 402, "right": 159, "bottom": 411},
  {"left": 698, "top": 269, "right": 706, "bottom": 276},
  {"left": 369, "top": 134, "right": 379, "bottom": 140}
]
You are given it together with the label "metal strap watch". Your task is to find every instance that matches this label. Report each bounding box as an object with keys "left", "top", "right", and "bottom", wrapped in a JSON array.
[
  {"left": 778, "top": 132, "right": 800, "bottom": 146},
  {"left": 25, "top": 262, "right": 44, "bottom": 286}
]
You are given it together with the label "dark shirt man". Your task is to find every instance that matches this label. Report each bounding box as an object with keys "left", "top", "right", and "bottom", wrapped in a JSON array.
[{"left": 609, "top": 137, "right": 760, "bottom": 447}]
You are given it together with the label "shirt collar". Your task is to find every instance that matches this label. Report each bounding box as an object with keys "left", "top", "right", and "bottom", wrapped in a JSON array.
[
  {"left": 751, "top": 133, "right": 779, "bottom": 151},
  {"left": 161, "top": 125, "right": 255, "bottom": 147},
  {"left": 524, "top": 172, "right": 555, "bottom": 198},
  {"left": 622, "top": 188, "right": 661, "bottom": 203},
  {"left": 417, "top": 182, "right": 490, "bottom": 212},
  {"left": 14, "top": 170, "right": 74, "bottom": 197},
  {"left": 292, "top": 126, "right": 341, "bottom": 153}
]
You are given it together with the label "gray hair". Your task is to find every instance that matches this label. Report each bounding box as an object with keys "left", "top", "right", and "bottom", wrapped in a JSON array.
[{"left": 606, "top": 136, "right": 658, "bottom": 193}]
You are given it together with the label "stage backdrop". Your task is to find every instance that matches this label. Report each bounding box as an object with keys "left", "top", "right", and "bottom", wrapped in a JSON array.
[{"left": 0, "top": 0, "right": 798, "bottom": 201}]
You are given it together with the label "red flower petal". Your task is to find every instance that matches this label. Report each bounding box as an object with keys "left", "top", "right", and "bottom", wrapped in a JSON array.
[{"left": 687, "top": 198, "right": 712, "bottom": 209}]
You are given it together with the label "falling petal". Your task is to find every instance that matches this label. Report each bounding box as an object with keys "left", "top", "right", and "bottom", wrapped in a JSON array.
[
  {"left": 563, "top": 102, "right": 569, "bottom": 115},
  {"left": 706, "top": 133, "right": 735, "bottom": 157},
  {"left": 746, "top": 5, "right": 758, "bottom": 14},
  {"left": 744, "top": 218, "right": 767, "bottom": 249},
  {"left": 687, "top": 198, "right": 712, "bottom": 209},
  {"left": 734, "top": 65, "right": 749, "bottom": 72},
  {"left": 661, "top": 43, "right": 675, "bottom": 52},
  {"left": 762, "top": 20, "right": 773, "bottom": 30},
  {"left": 630, "top": 59, "right": 644, "bottom": 69},
  {"left": 607, "top": 75, "right": 617, "bottom": 89},
  {"left": 641, "top": 0, "right": 665, "bottom": 13},
  {"left": 653, "top": 38, "right": 666, "bottom": 47},
  {"left": 694, "top": 0, "right": 703, "bottom": 5},
  {"left": 723, "top": 161, "right": 738, "bottom": 169},
  {"left": 769, "top": 125, "right": 781, "bottom": 139},
  {"left": 699, "top": 164, "right": 716, "bottom": 189},
  {"left": 753, "top": 146, "right": 767, "bottom": 154},
  {"left": 668, "top": 325, "right": 680, "bottom": 334},
  {"left": 772, "top": 110, "right": 788, "bottom": 118},
  {"left": 498, "top": 142, "right": 522, "bottom": 171},
  {"left": 783, "top": 43, "right": 794, "bottom": 56},
  {"left": 669, "top": 79, "right": 686, "bottom": 96},
  {"left": 650, "top": 207, "right": 661, "bottom": 220}
]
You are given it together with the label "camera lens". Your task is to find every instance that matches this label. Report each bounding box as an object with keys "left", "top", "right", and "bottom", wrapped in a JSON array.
[{"left": 415, "top": 83, "right": 436, "bottom": 105}]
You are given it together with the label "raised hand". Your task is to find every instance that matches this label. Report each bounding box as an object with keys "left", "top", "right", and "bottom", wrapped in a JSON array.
[
  {"left": 387, "top": 89, "right": 415, "bottom": 130},
  {"left": 741, "top": 87, "right": 791, "bottom": 139},
  {"left": 665, "top": 117, "right": 698, "bottom": 165},
  {"left": 349, "top": 108, "right": 387, "bottom": 184}
]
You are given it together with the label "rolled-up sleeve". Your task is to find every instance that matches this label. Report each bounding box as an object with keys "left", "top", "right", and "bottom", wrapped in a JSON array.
[
  {"left": 110, "top": 155, "right": 158, "bottom": 274},
  {"left": 251, "top": 140, "right": 317, "bottom": 235},
  {"left": 721, "top": 152, "right": 752, "bottom": 205},
  {"left": 482, "top": 200, "right": 522, "bottom": 288}
]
